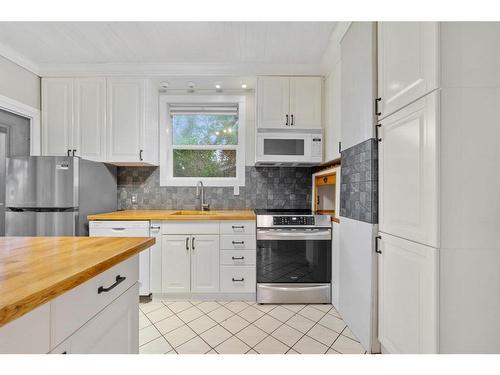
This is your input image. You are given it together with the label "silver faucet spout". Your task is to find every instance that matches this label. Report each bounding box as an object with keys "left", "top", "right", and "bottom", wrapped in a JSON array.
[{"left": 196, "top": 181, "right": 210, "bottom": 211}]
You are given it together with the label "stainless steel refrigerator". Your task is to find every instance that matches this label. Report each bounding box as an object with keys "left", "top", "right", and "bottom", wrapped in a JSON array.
[{"left": 4, "top": 156, "right": 117, "bottom": 236}]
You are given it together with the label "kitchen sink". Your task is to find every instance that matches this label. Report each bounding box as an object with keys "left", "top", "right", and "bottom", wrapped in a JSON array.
[{"left": 171, "top": 210, "right": 217, "bottom": 215}]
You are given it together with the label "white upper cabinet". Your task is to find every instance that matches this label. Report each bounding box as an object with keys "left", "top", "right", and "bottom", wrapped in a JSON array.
[
  {"left": 257, "top": 76, "right": 322, "bottom": 129},
  {"left": 340, "top": 22, "right": 377, "bottom": 150},
  {"left": 73, "top": 78, "right": 106, "bottom": 161},
  {"left": 377, "top": 22, "right": 439, "bottom": 119},
  {"left": 42, "top": 78, "right": 74, "bottom": 156},
  {"left": 42, "top": 77, "right": 157, "bottom": 165},
  {"left": 289, "top": 77, "right": 322, "bottom": 129},
  {"left": 378, "top": 91, "right": 438, "bottom": 247},
  {"left": 323, "top": 62, "right": 341, "bottom": 161},
  {"left": 377, "top": 233, "right": 438, "bottom": 354},
  {"left": 190, "top": 235, "right": 219, "bottom": 293},
  {"left": 257, "top": 76, "right": 290, "bottom": 128},
  {"left": 106, "top": 78, "right": 146, "bottom": 164}
]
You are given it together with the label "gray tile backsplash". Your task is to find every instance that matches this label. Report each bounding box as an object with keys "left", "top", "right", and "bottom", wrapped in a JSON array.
[
  {"left": 117, "top": 166, "right": 312, "bottom": 210},
  {"left": 340, "top": 138, "right": 378, "bottom": 223}
]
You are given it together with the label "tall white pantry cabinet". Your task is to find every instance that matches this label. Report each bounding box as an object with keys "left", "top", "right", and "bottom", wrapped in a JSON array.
[{"left": 377, "top": 22, "right": 500, "bottom": 353}]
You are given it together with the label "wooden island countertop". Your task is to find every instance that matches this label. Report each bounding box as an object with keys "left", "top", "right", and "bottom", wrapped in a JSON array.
[
  {"left": 0, "top": 236, "right": 154, "bottom": 327},
  {"left": 88, "top": 209, "right": 256, "bottom": 221}
]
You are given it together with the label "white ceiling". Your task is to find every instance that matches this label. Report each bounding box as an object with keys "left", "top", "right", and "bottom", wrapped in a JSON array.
[{"left": 0, "top": 22, "right": 337, "bottom": 76}]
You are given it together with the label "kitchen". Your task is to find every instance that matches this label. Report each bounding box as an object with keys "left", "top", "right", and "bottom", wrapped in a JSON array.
[{"left": 0, "top": 3, "right": 499, "bottom": 371}]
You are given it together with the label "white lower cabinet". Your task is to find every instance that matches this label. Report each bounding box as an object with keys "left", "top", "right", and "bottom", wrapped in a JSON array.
[
  {"left": 161, "top": 233, "right": 220, "bottom": 294},
  {"left": 51, "top": 284, "right": 139, "bottom": 354},
  {"left": 161, "top": 220, "right": 256, "bottom": 296},
  {"left": 0, "top": 303, "right": 50, "bottom": 354},
  {"left": 378, "top": 233, "right": 438, "bottom": 354}
]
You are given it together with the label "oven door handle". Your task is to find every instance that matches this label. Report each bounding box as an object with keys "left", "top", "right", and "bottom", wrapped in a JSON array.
[{"left": 257, "top": 229, "right": 331, "bottom": 241}]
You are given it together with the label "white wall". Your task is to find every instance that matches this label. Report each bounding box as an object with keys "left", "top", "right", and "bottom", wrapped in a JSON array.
[{"left": 0, "top": 55, "right": 40, "bottom": 109}]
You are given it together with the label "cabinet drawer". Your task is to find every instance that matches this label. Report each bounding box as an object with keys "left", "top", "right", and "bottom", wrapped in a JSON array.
[
  {"left": 162, "top": 221, "right": 219, "bottom": 235},
  {"left": 220, "top": 235, "right": 256, "bottom": 250},
  {"left": 220, "top": 266, "right": 256, "bottom": 293},
  {"left": 220, "top": 250, "right": 256, "bottom": 266},
  {"left": 220, "top": 221, "right": 256, "bottom": 234},
  {"left": 51, "top": 255, "right": 139, "bottom": 348}
]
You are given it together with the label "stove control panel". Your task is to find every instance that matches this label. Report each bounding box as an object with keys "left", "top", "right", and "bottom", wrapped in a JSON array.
[{"left": 273, "top": 216, "right": 315, "bottom": 226}]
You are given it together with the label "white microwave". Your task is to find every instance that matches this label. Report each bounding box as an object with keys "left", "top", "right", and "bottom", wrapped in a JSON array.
[{"left": 255, "top": 129, "right": 323, "bottom": 166}]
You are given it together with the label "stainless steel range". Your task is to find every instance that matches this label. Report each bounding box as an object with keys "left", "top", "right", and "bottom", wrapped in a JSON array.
[{"left": 256, "top": 209, "right": 332, "bottom": 304}]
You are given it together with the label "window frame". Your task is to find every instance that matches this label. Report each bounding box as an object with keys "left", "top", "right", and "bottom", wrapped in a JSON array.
[{"left": 159, "top": 94, "right": 246, "bottom": 187}]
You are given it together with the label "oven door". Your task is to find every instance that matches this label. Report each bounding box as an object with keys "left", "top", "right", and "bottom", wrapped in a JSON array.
[{"left": 256, "top": 228, "right": 332, "bottom": 284}]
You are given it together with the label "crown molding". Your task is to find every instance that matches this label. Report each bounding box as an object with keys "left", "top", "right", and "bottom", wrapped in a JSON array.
[
  {"left": 37, "top": 62, "right": 327, "bottom": 77},
  {"left": 321, "top": 22, "right": 352, "bottom": 73},
  {"left": 0, "top": 42, "right": 40, "bottom": 75}
]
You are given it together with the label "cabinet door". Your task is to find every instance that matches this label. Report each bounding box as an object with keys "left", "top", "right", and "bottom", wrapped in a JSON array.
[
  {"left": 257, "top": 76, "right": 290, "bottom": 129},
  {"left": 190, "top": 234, "right": 219, "bottom": 293},
  {"left": 324, "top": 62, "right": 341, "bottom": 161},
  {"left": 340, "top": 22, "right": 377, "bottom": 150},
  {"left": 149, "top": 222, "right": 162, "bottom": 294},
  {"left": 378, "top": 91, "right": 438, "bottom": 247},
  {"left": 289, "top": 77, "right": 322, "bottom": 129},
  {"left": 41, "top": 78, "right": 73, "bottom": 156},
  {"left": 73, "top": 78, "right": 106, "bottom": 161},
  {"left": 162, "top": 235, "right": 190, "bottom": 293},
  {"left": 377, "top": 22, "right": 439, "bottom": 118},
  {"left": 378, "top": 233, "right": 438, "bottom": 354},
  {"left": 65, "top": 283, "right": 139, "bottom": 354},
  {"left": 106, "top": 78, "right": 145, "bottom": 163}
]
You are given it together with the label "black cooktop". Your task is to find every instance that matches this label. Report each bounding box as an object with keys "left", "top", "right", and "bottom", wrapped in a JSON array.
[{"left": 254, "top": 209, "right": 314, "bottom": 216}]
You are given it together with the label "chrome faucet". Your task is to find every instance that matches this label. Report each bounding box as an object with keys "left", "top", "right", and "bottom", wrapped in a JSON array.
[{"left": 196, "top": 181, "right": 210, "bottom": 211}]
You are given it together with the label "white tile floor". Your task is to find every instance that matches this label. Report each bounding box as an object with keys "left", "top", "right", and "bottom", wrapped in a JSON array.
[{"left": 139, "top": 299, "right": 367, "bottom": 354}]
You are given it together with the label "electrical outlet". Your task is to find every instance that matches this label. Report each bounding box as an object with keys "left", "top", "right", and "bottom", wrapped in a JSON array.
[{"left": 131, "top": 194, "right": 138, "bottom": 204}]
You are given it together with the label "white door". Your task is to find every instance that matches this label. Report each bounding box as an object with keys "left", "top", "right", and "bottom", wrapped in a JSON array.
[
  {"left": 149, "top": 222, "right": 162, "bottom": 294},
  {"left": 377, "top": 233, "right": 438, "bottom": 354},
  {"left": 377, "top": 22, "right": 439, "bottom": 119},
  {"left": 41, "top": 78, "right": 73, "bottom": 156},
  {"left": 289, "top": 77, "right": 322, "bottom": 129},
  {"left": 190, "top": 235, "right": 219, "bottom": 293},
  {"left": 68, "top": 283, "right": 139, "bottom": 354},
  {"left": 162, "top": 235, "right": 191, "bottom": 293},
  {"left": 106, "top": 78, "right": 145, "bottom": 163},
  {"left": 73, "top": 78, "right": 106, "bottom": 161},
  {"left": 378, "top": 91, "right": 438, "bottom": 247},
  {"left": 257, "top": 76, "right": 290, "bottom": 129}
]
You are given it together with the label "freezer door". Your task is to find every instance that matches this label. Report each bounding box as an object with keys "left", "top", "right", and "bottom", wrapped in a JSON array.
[
  {"left": 5, "top": 210, "right": 77, "bottom": 236},
  {"left": 6, "top": 156, "right": 78, "bottom": 208}
]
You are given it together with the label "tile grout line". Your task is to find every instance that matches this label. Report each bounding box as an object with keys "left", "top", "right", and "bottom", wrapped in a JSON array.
[{"left": 142, "top": 300, "right": 353, "bottom": 355}]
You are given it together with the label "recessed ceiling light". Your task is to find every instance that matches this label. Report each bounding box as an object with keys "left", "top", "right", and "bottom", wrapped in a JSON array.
[
  {"left": 215, "top": 84, "right": 221, "bottom": 90},
  {"left": 241, "top": 83, "right": 247, "bottom": 89}
]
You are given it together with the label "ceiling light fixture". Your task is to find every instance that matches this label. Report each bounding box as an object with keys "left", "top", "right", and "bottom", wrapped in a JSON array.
[
  {"left": 215, "top": 84, "right": 221, "bottom": 90},
  {"left": 241, "top": 83, "right": 247, "bottom": 89}
]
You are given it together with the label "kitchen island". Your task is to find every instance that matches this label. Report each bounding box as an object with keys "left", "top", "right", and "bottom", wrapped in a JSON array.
[{"left": 0, "top": 236, "right": 155, "bottom": 354}]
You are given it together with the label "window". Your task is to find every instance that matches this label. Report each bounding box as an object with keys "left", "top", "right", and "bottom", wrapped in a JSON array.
[{"left": 160, "top": 95, "right": 246, "bottom": 187}]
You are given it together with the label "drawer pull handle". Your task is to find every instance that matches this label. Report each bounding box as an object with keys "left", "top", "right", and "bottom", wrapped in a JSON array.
[
  {"left": 232, "top": 256, "right": 245, "bottom": 260},
  {"left": 232, "top": 241, "right": 245, "bottom": 245},
  {"left": 232, "top": 225, "right": 244, "bottom": 230},
  {"left": 232, "top": 277, "right": 245, "bottom": 282},
  {"left": 112, "top": 228, "right": 126, "bottom": 231},
  {"left": 98, "top": 275, "right": 126, "bottom": 294}
]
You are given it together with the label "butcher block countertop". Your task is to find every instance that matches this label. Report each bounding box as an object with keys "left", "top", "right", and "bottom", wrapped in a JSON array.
[
  {"left": 88, "top": 209, "right": 256, "bottom": 221},
  {"left": 0, "top": 236, "right": 154, "bottom": 327}
]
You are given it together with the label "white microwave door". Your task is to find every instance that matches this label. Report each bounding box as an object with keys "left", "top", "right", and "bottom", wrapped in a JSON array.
[{"left": 257, "top": 134, "right": 311, "bottom": 163}]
